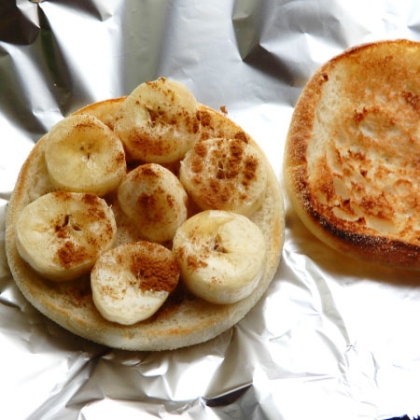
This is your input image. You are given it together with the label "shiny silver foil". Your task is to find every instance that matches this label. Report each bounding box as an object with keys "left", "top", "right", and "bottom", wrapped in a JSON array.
[{"left": 1, "top": 1, "right": 420, "bottom": 419}]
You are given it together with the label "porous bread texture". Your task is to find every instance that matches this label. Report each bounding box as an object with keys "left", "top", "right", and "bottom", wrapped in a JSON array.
[
  {"left": 284, "top": 39, "right": 420, "bottom": 269},
  {"left": 5, "top": 97, "right": 285, "bottom": 351}
]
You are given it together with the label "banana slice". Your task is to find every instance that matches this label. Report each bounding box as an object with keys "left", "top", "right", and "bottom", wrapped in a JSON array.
[
  {"left": 45, "top": 114, "right": 126, "bottom": 196},
  {"left": 15, "top": 192, "right": 117, "bottom": 281},
  {"left": 179, "top": 137, "right": 268, "bottom": 217},
  {"left": 91, "top": 241, "right": 180, "bottom": 325},
  {"left": 172, "top": 210, "right": 267, "bottom": 304},
  {"left": 113, "top": 77, "right": 200, "bottom": 163},
  {"left": 117, "top": 163, "right": 188, "bottom": 243}
]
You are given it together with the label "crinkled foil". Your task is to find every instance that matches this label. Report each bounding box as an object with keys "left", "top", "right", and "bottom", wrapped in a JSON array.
[{"left": 1, "top": 1, "right": 420, "bottom": 419}]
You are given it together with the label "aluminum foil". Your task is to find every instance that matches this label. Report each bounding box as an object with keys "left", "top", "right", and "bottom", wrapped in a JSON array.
[{"left": 1, "top": 1, "right": 420, "bottom": 419}]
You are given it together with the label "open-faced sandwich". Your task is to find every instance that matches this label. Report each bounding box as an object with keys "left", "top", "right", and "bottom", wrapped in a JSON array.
[
  {"left": 284, "top": 39, "right": 420, "bottom": 269},
  {"left": 5, "top": 77, "right": 285, "bottom": 351}
]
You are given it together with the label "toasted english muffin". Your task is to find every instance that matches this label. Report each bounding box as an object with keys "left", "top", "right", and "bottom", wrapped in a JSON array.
[
  {"left": 5, "top": 92, "right": 285, "bottom": 351},
  {"left": 284, "top": 39, "right": 420, "bottom": 269}
]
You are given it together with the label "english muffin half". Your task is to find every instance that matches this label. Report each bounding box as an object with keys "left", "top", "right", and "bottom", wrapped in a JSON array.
[
  {"left": 284, "top": 39, "right": 420, "bottom": 269},
  {"left": 5, "top": 80, "right": 285, "bottom": 351}
]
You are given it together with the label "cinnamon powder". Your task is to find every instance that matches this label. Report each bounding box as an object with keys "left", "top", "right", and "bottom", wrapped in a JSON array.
[{"left": 130, "top": 243, "right": 180, "bottom": 293}]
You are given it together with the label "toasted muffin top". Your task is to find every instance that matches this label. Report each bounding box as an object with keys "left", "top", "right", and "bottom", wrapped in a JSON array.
[{"left": 285, "top": 39, "right": 420, "bottom": 268}]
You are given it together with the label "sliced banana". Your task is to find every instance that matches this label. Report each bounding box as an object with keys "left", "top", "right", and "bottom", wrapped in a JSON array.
[
  {"left": 113, "top": 77, "right": 200, "bottom": 163},
  {"left": 117, "top": 163, "right": 188, "bottom": 243},
  {"left": 179, "top": 137, "right": 268, "bottom": 217},
  {"left": 15, "top": 192, "right": 117, "bottom": 281},
  {"left": 91, "top": 241, "right": 180, "bottom": 325},
  {"left": 45, "top": 114, "right": 126, "bottom": 196},
  {"left": 172, "top": 210, "right": 267, "bottom": 304}
]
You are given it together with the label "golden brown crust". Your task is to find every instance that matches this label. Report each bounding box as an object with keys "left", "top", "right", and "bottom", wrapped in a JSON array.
[
  {"left": 5, "top": 97, "right": 285, "bottom": 351},
  {"left": 284, "top": 39, "right": 420, "bottom": 269}
]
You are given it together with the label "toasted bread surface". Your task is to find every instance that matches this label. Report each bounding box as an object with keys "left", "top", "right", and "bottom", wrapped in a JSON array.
[
  {"left": 284, "top": 39, "right": 420, "bottom": 268},
  {"left": 6, "top": 97, "right": 285, "bottom": 351}
]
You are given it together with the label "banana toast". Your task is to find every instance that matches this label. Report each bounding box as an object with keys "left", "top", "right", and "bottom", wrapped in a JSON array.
[{"left": 5, "top": 78, "right": 285, "bottom": 350}]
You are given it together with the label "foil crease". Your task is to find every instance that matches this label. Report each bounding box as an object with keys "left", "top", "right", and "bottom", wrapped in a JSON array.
[{"left": 1, "top": 1, "right": 420, "bottom": 419}]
